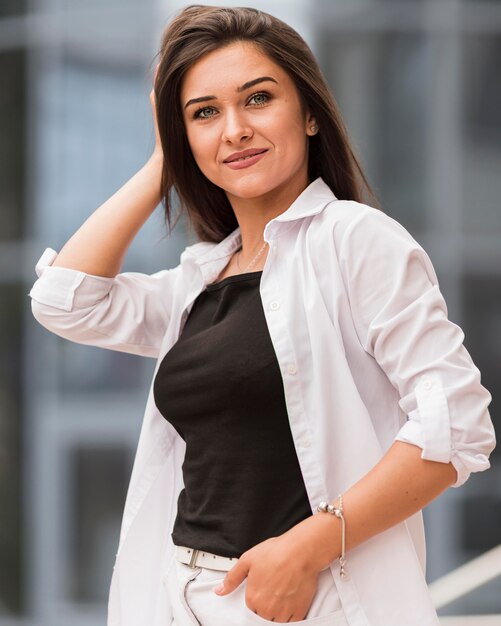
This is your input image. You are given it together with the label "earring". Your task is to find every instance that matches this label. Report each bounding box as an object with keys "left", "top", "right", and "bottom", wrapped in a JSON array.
[{"left": 310, "top": 124, "right": 318, "bottom": 134}]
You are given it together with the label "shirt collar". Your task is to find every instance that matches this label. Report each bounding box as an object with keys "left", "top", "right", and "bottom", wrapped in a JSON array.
[
  {"left": 190, "top": 176, "right": 337, "bottom": 269},
  {"left": 267, "top": 176, "right": 337, "bottom": 224}
]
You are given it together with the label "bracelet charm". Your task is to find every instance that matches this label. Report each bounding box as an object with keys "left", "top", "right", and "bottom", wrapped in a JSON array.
[{"left": 316, "top": 493, "right": 348, "bottom": 580}]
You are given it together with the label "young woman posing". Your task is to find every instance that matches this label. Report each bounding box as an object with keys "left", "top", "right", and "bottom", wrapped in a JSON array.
[{"left": 29, "top": 5, "right": 495, "bottom": 625}]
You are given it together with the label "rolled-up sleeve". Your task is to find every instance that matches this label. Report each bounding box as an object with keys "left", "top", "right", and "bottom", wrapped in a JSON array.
[
  {"left": 339, "top": 208, "right": 496, "bottom": 489},
  {"left": 28, "top": 247, "right": 182, "bottom": 359}
]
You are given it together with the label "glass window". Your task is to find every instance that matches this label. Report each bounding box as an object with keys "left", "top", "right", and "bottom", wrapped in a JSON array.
[
  {"left": 0, "top": 0, "right": 26, "bottom": 18},
  {"left": 0, "top": 50, "right": 25, "bottom": 243},
  {"left": 68, "top": 445, "right": 130, "bottom": 603},
  {"left": 461, "top": 35, "right": 501, "bottom": 235},
  {"left": 0, "top": 284, "right": 23, "bottom": 615},
  {"left": 36, "top": 60, "right": 152, "bottom": 244},
  {"left": 318, "top": 31, "right": 432, "bottom": 233}
]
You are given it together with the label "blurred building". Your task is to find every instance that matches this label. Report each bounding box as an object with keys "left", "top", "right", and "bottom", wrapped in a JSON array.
[{"left": 0, "top": 0, "right": 499, "bottom": 624}]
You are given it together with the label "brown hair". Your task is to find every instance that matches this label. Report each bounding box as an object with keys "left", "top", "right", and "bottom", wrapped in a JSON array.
[{"left": 152, "top": 4, "right": 380, "bottom": 243}]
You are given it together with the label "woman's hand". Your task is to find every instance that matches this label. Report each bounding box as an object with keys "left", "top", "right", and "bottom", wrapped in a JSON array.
[
  {"left": 149, "top": 63, "right": 163, "bottom": 161},
  {"left": 213, "top": 521, "right": 328, "bottom": 623}
]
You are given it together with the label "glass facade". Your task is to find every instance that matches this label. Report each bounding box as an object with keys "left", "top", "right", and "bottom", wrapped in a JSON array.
[{"left": 0, "top": 0, "right": 499, "bottom": 623}]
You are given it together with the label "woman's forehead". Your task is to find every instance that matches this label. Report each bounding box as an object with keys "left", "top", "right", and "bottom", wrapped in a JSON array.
[{"left": 180, "top": 41, "right": 286, "bottom": 98}]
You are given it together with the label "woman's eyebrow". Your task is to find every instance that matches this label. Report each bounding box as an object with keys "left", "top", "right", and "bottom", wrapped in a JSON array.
[{"left": 184, "top": 76, "right": 278, "bottom": 110}]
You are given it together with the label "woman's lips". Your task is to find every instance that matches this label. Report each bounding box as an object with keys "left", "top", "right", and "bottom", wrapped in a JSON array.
[{"left": 224, "top": 150, "right": 268, "bottom": 170}]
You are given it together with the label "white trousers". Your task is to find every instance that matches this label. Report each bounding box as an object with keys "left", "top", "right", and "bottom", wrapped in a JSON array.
[{"left": 164, "top": 555, "right": 349, "bottom": 625}]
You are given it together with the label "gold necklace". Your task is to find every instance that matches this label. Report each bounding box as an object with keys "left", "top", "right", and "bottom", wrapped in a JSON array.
[{"left": 236, "top": 241, "right": 268, "bottom": 272}]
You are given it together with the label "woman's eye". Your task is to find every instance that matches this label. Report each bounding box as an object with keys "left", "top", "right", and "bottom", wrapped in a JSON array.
[
  {"left": 194, "top": 106, "right": 216, "bottom": 120},
  {"left": 192, "top": 92, "right": 271, "bottom": 120},
  {"left": 249, "top": 92, "right": 271, "bottom": 106}
]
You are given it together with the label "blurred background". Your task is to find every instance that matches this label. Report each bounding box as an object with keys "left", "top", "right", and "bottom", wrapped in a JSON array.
[{"left": 0, "top": 0, "right": 499, "bottom": 624}]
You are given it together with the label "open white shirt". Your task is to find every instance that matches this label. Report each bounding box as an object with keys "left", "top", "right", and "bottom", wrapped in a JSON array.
[{"left": 29, "top": 177, "right": 496, "bottom": 626}]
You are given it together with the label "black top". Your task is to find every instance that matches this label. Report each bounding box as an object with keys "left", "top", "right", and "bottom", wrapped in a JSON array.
[{"left": 152, "top": 270, "right": 312, "bottom": 558}]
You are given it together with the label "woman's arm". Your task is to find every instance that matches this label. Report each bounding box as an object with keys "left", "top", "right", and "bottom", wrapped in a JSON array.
[
  {"left": 281, "top": 439, "right": 458, "bottom": 574},
  {"left": 51, "top": 154, "right": 163, "bottom": 277},
  {"left": 214, "top": 441, "right": 456, "bottom": 622},
  {"left": 29, "top": 68, "right": 182, "bottom": 359},
  {"left": 51, "top": 68, "right": 163, "bottom": 277}
]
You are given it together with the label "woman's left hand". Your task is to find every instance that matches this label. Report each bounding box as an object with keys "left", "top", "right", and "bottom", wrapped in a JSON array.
[{"left": 213, "top": 518, "right": 328, "bottom": 622}]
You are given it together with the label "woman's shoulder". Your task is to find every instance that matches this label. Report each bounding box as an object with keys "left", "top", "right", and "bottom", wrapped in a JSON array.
[{"left": 312, "top": 198, "right": 423, "bottom": 254}]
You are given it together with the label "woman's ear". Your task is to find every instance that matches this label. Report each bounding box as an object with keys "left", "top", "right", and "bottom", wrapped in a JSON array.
[{"left": 305, "top": 113, "right": 319, "bottom": 136}]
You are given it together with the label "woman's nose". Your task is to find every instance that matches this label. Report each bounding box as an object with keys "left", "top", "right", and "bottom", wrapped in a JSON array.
[{"left": 221, "top": 110, "right": 253, "bottom": 143}]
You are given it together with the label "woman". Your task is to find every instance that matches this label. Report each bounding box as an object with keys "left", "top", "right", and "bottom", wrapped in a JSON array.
[{"left": 29, "top": 5, "right": 496, "bottom": 626}]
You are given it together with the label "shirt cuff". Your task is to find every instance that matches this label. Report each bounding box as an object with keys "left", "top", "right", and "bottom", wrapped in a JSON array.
[
  {"left": 396, "top": 374, "right": 452, "bottom": 459},
  {"left": 28, "top": 247, "right": 114, "bottom": 312},
  {"left": 394, "top": 418, "right": 469, "bottom": 487},
  {"left": 394, "top": 419, "right": 425, "bottom": 450},
  {"left": 394, "top": 374, "right": 489, "bottom": 489}
]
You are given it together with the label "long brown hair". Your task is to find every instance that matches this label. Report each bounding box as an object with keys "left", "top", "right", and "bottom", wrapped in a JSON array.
[{"left": 153, "top": 4, "right": 380, "bottom": 243}]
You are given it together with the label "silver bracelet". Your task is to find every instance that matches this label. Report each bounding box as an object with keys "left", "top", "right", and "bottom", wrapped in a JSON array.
[{"left": 316, "top": 493, "right": 348, "bottom": 580}]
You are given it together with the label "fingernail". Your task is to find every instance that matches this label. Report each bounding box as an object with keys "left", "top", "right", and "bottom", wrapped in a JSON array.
[{"left": 213, "top": 583, "right": 224, "bottom": 594}]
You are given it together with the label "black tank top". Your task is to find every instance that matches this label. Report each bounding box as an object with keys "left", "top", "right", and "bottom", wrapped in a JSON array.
[{"left": 153, "top": 270, "right": 312, "bottom": 558}]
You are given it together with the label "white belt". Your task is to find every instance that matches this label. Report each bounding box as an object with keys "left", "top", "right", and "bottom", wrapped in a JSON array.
[{"left": 175, "top": 545, "right": 238, "bottom": 571}]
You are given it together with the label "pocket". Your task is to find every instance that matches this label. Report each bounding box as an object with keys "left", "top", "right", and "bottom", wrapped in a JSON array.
[{"left": 241, "top": 567, "right": 347, "bottom": 625}]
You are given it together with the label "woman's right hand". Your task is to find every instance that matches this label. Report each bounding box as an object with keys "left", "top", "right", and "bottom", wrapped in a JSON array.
[{"left": 149, "top": 63, "right": 163, "bottom": 161}]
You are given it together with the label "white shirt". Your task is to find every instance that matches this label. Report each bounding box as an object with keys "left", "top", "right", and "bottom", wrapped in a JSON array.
[{"left": 29, "top": 177, "right": 496, "bottom": 626}]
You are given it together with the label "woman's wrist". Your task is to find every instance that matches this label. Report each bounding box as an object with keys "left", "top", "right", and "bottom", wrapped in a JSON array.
[
  {"left": 306, "top": 510, "right": 343, "bottom": 572},
  {"left": 284, "top": 510, "right": 342, "bottom": 575}
]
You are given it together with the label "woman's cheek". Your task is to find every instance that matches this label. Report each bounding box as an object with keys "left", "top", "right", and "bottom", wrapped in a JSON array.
[{"left": 188, "top": 133, "right": 217, "bottom": 166}]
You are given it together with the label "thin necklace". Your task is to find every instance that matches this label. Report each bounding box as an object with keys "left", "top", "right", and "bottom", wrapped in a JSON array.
[{"left": 236, "top": 241, "right": 268, "bottom": 273}]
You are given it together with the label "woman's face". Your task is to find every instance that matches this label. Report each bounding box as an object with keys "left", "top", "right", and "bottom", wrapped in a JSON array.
[{"left": 180, "top": 40, "right": 317, "bottom": 205}]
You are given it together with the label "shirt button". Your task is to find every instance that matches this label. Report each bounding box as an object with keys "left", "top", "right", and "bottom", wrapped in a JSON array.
[
  {"left": 270, "top": 300, "right": 280, "bottom": 310},
  {"left": 287, "top": 364, "right": 297, "bottom": 375},
  {"left": 422, "top": 380, "right": 432, "bottom": 390},
  {"left": 300, "top": 437, "right": 311, "bottom": 448}
]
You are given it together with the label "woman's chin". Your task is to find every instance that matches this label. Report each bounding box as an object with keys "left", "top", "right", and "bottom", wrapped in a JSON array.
[{"left": 220, "top": 177, "right": 279, "bottom": 201}]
